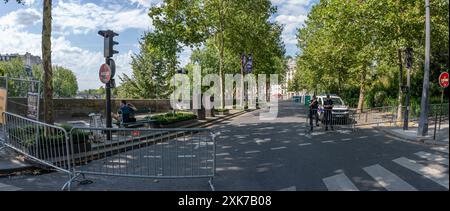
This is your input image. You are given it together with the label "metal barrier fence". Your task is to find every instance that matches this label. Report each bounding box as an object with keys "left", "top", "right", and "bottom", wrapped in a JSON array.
[
  {"left": 1, "top": 112, "right": 73, "bottom": 190},
  {"left": 306, "top": 109, "right": 356, "bottom": 132},
  {"left": 68, "top": 127, "right": 217, "bottom": 191},
  {"left": 306, "top": 104, "right": 449, "bottom": 133}
]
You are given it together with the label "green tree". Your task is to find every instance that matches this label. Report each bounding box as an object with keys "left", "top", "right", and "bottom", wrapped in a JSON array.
[
  {"left": 32, "top": 65, "right": 78, "bottom": 98},
  {"left": 294, "top": 0, "right": 448, "bottom": 110},
  {"left": 117, "top": 33, "right": 172, "bottom": 99},
  {"left": 149, "top": 0, "right": 285, "bottom": 108}
]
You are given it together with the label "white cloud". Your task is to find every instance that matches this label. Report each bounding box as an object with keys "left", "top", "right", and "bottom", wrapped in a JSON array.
[
  {"left": 0, "top": 8, "right": 41, "bottom": 30},
  {"left": 53, "top": 1, "right": 154, "bottom": 35},
  {"left": 128, "top": 0, "right": 162, "bottom": 7},
  {"left": 271, "top": 0, "right": 315, "bottom": 55}
]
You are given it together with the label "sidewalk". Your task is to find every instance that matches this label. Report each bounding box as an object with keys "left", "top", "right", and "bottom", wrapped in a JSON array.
[
  {"left": 0, "top": 147, "right": 33, "bottom": 175},
  {"left": 376, "top": 124, "right": 449, "bottom": 146}
]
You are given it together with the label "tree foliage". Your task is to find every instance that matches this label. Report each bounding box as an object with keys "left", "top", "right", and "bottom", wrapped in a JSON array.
[{"left": 294, "top": 0, "right": 449, "bottom": 108}]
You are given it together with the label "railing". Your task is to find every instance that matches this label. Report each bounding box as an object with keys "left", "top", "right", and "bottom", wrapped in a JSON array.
[
  {"left": 68, "top": 127, "right": 217, "bottom": 191},
  {"left": 305, "top": 104, "right": 449, "bottom": 135},
  {"left": 1, "top": 111, "right": 217, "bottom": 191},
  {"left": 1, "top": 112, "right": 73, "bottom": 190}
]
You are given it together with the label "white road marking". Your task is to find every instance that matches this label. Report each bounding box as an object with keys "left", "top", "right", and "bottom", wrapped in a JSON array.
[
  {"left": 144, "top": 156, "right": 161, "bottom": 159},
  {"left": 323, "top": 173, "right": 359, "bottom": 191},
  {"left": 279, "top": 186, "right": 297, "bottom": 191},
  {"left": 415, "top": 152, "right": 449, "bottom": 166},
  {"left": 341, "top": 138, "right": 352, "bottom": 141},
  {"left": 178, "top": 155, "right": 196, "bottom": 158},
  {"left": 299, "top": 143, "right": 312, "bottom": 147},
  {"left": 393, "top": 157, "right": 449, "bottom": 189},
  {"left": 245, "top": 150, "right": 261, "bottom": 154},
  {"left": 359, "top": 136, "right": 369, "bottom": 139},
  {"left": 0, "top": 183, "right": 22, "bottom": 191},
  {"left": 271, "top": 147, "right": 287, "bottom": 151},
  {"left": 216, "top": 153, "right": 230, "bottom": 156},
  {"left": 363, "top": 164, "right": 417, "bottom": 191},
  {"left": 432, "top": 147, "right": 449, "bottom": 154}
]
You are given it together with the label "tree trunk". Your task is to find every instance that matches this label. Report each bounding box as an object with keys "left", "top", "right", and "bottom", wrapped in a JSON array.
[
  {"left": 42, "top": 0, "right": 53, "bottom": 124},
  {"left": 357, "top": 70, "right": 366, "bottom": 114},
  {"left": 397, "top": 49, "right": 403, "bottom": 122},
  {"left": 218, "top": 0, "right": 225, "bottom": 109}
]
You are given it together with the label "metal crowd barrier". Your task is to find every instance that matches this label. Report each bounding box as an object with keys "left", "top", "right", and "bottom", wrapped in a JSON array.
[
  {"left": 306, "top": 109, "right": 356, "bottom": 132},
  {"left": 68, "top": 127, "right": 217, "bottom": 191},
  {"left": 1, "top": 112, "right": 73, "bottom": 190}
]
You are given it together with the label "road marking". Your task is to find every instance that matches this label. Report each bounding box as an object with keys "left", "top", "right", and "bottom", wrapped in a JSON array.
[
  {"left": 341, "top": 138, "right": 352, "bottom": 141},
  {"left": 299, "top": 143, "right": 312, "bottom": 147},
  {"left": 279, "top": 186, "right": 297, "bottom": 191},
  {"left": 0, "top": 183, "right": 22, "bottom": 191},
  {"left": 415, "top": 152, "right": 449, "bottom": 166},
  {"left": 245, "top": 150, "right": 261, "bottom": 154},
  {"left": 178, "top": 155, "right": 196, "bottom": 158},
  {"left": 359, "top": 136, "right": 369, "bottom": 139},
  {"left": 363, "top": 164, "right": 417, "bottom": 191},
  {"left": 323, "top": 173, "right": 359, "bottom": 191},
  {"left": 322, "top": 141, "right": 335, "bottom": 144},
  {"left": 216, "top": 153, "right": 230, "bottom": 156},
  {"left": 144, "top": 156, "right": 161, "bottom": 159},
  {"left": 432, "top": 147, "right": 449, "bottom": 154},
  {"left": 271, "top": 147, "right": 287, "bottom": 151},
  {"left": 393, "top": 157, "right": 449, "bottom": 189}
]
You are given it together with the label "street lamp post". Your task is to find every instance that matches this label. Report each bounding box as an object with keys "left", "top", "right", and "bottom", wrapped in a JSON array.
[{"left": 418, "top": 0, "right": 431, "bottom": 136}]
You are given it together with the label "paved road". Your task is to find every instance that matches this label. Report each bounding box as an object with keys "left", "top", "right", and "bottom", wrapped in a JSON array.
[{"left": 0, "top": 101, "right": 448, "bottom": 191}]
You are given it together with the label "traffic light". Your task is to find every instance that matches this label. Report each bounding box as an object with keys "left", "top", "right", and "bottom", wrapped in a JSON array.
[{"left": 98, "top": 30, "right": 119, "bottom": 58}]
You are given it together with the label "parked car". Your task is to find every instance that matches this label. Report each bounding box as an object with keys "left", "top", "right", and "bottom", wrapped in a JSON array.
[{"left": 316, "top": 95, "right": 351, "bottom": 124}]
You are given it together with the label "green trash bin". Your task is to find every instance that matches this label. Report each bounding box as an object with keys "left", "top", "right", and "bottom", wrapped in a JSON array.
[{"left": 304, "top": 95, "right": 311, "bottom": 106}]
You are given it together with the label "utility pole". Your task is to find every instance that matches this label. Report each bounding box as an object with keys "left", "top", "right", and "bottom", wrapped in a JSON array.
[
  {"left": 404, "top": 47, "right": 413, "bottom": 130},
  {"left": 418, "top": 0, "right": 431, "bottom": 136}
]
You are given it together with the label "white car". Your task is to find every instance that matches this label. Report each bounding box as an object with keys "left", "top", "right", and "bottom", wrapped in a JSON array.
[{"left": 316, "top": 95, "right": 350, "bottom": 124}]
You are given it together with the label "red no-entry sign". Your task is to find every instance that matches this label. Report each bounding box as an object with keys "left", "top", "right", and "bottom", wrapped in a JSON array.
[
  {"left": 439, "top": 72, "right": 449, "bottom": 88},
  {"left": 99, "top": 64, "right": 111, "bottom": 84}
]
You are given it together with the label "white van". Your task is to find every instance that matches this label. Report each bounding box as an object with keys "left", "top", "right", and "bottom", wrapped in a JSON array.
[{"left": 316, "top": 95, "right": 350, "bottom": 123}]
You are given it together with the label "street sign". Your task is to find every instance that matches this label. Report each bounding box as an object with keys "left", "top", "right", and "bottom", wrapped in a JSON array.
[
  {"left": 439, "top": 72, "right": 449, "bottom": 88},
  {"left": 99, "top": 64, "right": 111, "bottom": 84},
  {"left": 27, "top": 92, "right": 39, "bottom": 120}
]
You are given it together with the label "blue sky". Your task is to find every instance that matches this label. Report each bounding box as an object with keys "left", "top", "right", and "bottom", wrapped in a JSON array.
[{"left": 0, "top": 0, "right": 317, "bottom": 90}]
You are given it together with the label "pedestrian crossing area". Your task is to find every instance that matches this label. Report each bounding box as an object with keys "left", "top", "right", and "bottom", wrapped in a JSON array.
[{"left": 322, "top": 147, "right": 449, "bottom": 191}]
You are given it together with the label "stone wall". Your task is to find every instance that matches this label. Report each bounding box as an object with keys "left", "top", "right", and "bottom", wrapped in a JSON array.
[{"left": 7, "top": 98, "right": 171, "bottom": 120}]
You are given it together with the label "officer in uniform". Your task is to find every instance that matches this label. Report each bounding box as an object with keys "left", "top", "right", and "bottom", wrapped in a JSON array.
[
  {"left": 323, "top": 94, "right": 334, "bottom": 131},
  {"left": 309, "top": 95, "right": 319, "bottom": 131}
]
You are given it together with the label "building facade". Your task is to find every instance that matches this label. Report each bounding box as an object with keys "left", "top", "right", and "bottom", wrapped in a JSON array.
[
  {"left": 282, "top": 58, "right": 298, "bottom": 99},
  {"left": 0, "top": 52, "right": 42, "bottom": 66}
]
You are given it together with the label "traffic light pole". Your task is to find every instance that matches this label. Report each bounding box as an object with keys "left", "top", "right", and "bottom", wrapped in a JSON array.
[
  {"left": 106, "top": 57, "right": 112, "bottom": 129},
  {"left": 98, "top": 30, "right": 118, "bottom": 140}
]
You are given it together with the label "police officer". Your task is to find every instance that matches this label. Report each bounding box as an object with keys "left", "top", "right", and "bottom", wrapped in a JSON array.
[
  {"left": 324, "top": 94, "right": 334, "bottom": 131},
  {"left": 309, "top": 95, "right": 319, "bottom": 131}
]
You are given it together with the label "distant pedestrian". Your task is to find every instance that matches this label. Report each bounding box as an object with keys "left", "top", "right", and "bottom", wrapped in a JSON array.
[
  {"left": 309, "top": 95, "right": 319, "bottom": 131},
  {"left": 324, "top": 94, "right": 334, "bottom": 131}
]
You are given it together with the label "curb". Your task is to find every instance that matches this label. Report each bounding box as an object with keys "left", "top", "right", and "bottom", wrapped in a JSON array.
[{"left": 374, "top": 126, "right": 449, "bottom": 146}]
